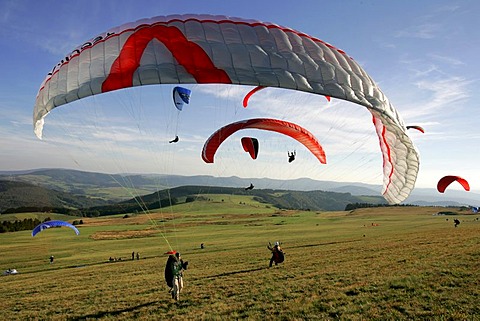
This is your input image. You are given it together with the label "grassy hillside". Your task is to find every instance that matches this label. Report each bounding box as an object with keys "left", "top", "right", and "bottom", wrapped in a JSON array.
[{"left": 1, "top": 203, "right": 479, "bottom": 320}]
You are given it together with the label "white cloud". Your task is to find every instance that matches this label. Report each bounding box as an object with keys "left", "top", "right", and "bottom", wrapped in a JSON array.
[
  {"left": 395, "top": 23, "right": 441, "bottom": 39},
  {"left": 428, "top": 54, "right": 465, "bottom": 66},
  {"left": 402, "top": 77, "right": 471, "bottom": 119}
]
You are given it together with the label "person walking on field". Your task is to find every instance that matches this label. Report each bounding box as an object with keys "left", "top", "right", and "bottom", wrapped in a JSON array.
[{"left": 267, "top": 242, "right": 284, "bottom": 267}]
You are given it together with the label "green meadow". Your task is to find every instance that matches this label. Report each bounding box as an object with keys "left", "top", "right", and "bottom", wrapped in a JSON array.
[{"left": 1, "top": 197, "right": 479, "bottom": 320}]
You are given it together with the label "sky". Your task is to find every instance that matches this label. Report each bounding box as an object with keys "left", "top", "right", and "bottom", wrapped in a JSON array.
[{"left": 0, "top": 0, "right": 479, "bottom": 198}]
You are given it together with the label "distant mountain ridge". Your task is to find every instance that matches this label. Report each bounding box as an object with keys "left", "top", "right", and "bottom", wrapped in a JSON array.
[{"left": 0, "top": 168, "right": 479, "bottom": 207}]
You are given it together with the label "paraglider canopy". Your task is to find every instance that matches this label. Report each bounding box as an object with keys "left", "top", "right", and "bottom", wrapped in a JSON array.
[
  {"left": 172, "top": 86, "right": 191, "bottom": 111},
  {"left": 31, "top": 220, "right": 80, "bottom": 237},
  {"left": 406, "top": 125, "right": 425, "bottom": 133},
  {"left": 32, "top": 13, "right": 419, "bottom": 205},
  {"left": 437, "top": 175, "right": 470, "bottom": 193},
  {"left": 202, "top": 118, "right": 326, "bottom": 165},
  {"left": 241, "top": 137, "right": 259, "bottom": 160}
]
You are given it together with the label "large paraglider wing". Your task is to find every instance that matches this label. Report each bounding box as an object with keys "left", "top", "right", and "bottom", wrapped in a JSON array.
[
  {"left": 33, "top": 14, "right": 419, "bottom": 204},
  {"left": 241, "top": 137, "right": 259, "bottom": 160},
  {"left": 172, "top": 86, "right": 192, "bottom": 111},
  {"left": 437, "top": 175, "right": 470, "bottom": 193},
  {"left": 202, "top": 118, "right": 326, "bottom": 164},
  {"left": 31, "top": 220, "right": 80, "bottom": 237}
]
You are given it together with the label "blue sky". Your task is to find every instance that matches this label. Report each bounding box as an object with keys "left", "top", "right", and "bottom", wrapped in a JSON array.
[{"left": 0, "top": 0, "right": 479, "bottom": 196}]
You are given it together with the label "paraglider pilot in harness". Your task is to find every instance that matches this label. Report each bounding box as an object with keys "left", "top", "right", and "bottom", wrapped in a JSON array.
[
  {"left": 245, "top": 183, "right": 254, "bottom": 190},
  {"left": 169, "top": 136, "right": 179, "bottom": 143},
  {"left": 267, "top": 241, "right": 284, "bottom": 267},
  {"left": 164, "top": 252, "right": 188, "bottom": 298},
  {"left": 288, "top": 150, "right": 296, "bottom": 163}
]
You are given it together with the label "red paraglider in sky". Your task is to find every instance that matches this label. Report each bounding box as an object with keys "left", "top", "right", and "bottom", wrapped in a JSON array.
[
  {"left": 202, "top": 118, "right": 326, "bottom": 164},
  {"left": 437, "top": 175, "right": 470, "bottom": 193},
  {"left": 242, "top": 86, "right": 331, "bottom": 108},
  {"left": 241, "top": 137, "right": 259, "bottom": 160}
]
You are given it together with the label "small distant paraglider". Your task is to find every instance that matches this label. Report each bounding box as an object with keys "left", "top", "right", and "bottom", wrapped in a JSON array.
[
  {"left": 32, "top": 220, "right": 80, "bottom": 237},
  {"left": 245, "top": 183, "right": 254, "bottom": 191},
  {"left": 241, "top": 137, "right": 259, "bottom": 160},
  {"left": 437, "top": 175, "right": 470, "bottom": 193},
  {"left": 170, "top": 87, "right": 191, "bottom": 143},
  {"left": 406, "top": 125, "right": 425, "bottom": 133},
  {"left": 172, "top": 86, "right": 191, "bottom": 111}
]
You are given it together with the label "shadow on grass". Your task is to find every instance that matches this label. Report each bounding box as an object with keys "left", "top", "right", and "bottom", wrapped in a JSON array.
[
  {"left": 205, "top": 266, "right": 268, "bottom": 279},
  {"left": 289, "top": 239, "right": 361, "bottom": 249},
  {"left": 67, "top": 300, "right": 158, "bottom": 321}
]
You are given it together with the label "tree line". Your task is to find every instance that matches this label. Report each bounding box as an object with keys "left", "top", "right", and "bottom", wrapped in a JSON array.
[
  {"left": 344, "top": 203, "right": 417, "bottom": 211},
  {"left": 0, "top": 217, "right": 45, "bottom": 233}
]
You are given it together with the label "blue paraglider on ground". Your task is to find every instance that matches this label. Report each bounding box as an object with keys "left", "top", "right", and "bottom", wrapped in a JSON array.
[{"left": 31, "top": 220, "right": 80, "bottom": 237}]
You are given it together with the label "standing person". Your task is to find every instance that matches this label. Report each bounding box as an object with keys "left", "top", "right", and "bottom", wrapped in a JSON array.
[
  {"left": 164, "top": 251, "right": 188, "bottom": 300},
  {"left": 49, "top": 255, "right": 54, "bottom": 264},
  {"left": 136, "top": 252, "right": 140, "bottom": 260},
  {"left": 267, "top": 242, "right": 284, "bottom": 267},
  {"left": 132, "top": 251, "right": 135, "bottom": 260}
]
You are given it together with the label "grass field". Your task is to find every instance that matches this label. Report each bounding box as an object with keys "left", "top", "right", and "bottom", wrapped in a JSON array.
[{"left": 1, "top": 199, "right": 479, "bottom": 320}]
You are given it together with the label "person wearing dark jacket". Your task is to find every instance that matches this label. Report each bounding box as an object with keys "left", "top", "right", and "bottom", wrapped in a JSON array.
[
  {"left": 267, "top": 242, "right": 284, "bottom": 267},
  {"left": 164, "top": 252, "right": 188, "bottom": 299}
]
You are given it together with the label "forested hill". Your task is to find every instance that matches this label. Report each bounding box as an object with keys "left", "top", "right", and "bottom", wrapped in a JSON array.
[{"left": 0, "top": 180, "right": 109, "bottom": 213}]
